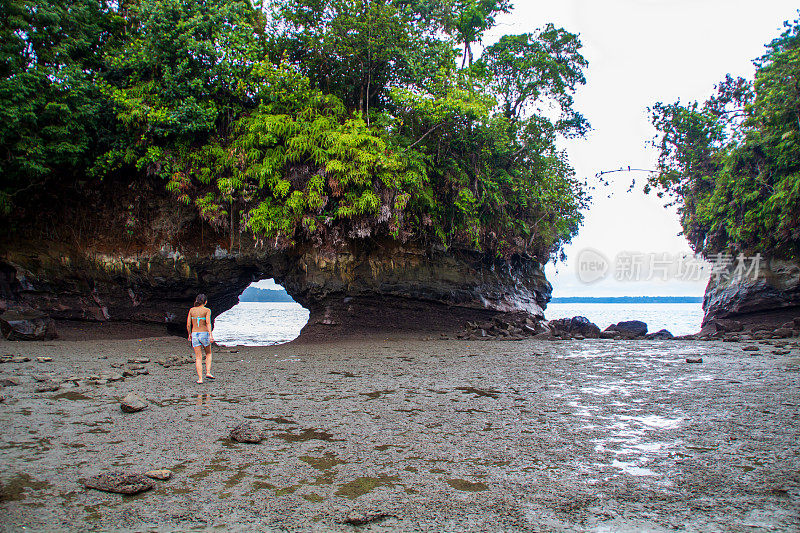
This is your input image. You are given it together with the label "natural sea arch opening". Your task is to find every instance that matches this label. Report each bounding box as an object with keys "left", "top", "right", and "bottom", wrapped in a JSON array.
[{"left": 212, "top": 279, "right": 310, "bottom": 346}]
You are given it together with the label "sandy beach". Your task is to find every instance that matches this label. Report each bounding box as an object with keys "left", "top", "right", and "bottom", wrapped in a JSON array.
[{"left": 1, "top": 335, "right": 799, "bottom": 532}]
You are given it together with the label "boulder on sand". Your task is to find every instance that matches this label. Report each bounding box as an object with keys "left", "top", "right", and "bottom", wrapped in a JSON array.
[
  {"left": 603, "top": 320, "right": 648, "bottom": 338},
  {"left": 120, "top": 392, "right": 147, "bottom": 413},
  {"left": 645, "top": 329, "right": 674, "bottom": 340},
  {"left": 83, "top": 471, "right": 153, "bottom": 494},
  {"left": 0, "top": 311, "right": 57, "bottom": 341},
  {"left": 547, "top": 316, "right": 601, "bottom": 338}
]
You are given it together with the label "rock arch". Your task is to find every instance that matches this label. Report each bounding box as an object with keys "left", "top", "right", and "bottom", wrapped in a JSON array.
[{"left": 1, "top": 238, "right": 551, "bottom": 341}]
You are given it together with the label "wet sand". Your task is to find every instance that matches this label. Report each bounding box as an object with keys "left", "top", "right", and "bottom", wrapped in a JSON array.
[{"left": 1, "top": 335, "right": 799, "bottom": 532}]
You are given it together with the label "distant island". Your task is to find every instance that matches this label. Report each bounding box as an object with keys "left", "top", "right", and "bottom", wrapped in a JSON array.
[
  {"left": 550, "top": 296, "right": 703, "bottom": 303},
  {"left": 238, "top": 287, "right": 296, "bottom": 303},
  {"left": 239, "top": 292, "right": 704, "bottom": 304}
]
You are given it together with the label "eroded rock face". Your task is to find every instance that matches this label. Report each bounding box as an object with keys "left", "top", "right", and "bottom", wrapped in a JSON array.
[
  {"left": 0, "top": 311, "right": 57, "bottom": 341},
  {"left": 0, "top": 238, "right": 551, "bottom": 340},
  {"left": 703, "top": 257, "right": 800, "bottom": 327}
]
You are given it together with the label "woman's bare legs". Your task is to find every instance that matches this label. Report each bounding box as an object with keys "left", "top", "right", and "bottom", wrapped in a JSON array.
[
  {"left": 204, "top": 345, "right": 213, "bottom": 378},
  {"left": 194, "top": 345, "right": 205, "bottom": 383}
]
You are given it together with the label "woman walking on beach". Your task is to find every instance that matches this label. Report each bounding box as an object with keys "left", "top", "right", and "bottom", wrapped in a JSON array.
[{"left": 187, "top": 294, "right": 215, "bottom": 384}]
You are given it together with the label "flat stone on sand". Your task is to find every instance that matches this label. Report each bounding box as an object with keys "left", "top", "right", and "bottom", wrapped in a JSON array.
[
  {"left": 83, "top": 472, "right": 153, "bottom": 494},
  {"left": 34, "top": 383, "right": 60, "bottom": 393},
  {"left": 230, "top": 422, "right": 263, "bottom": 443}
]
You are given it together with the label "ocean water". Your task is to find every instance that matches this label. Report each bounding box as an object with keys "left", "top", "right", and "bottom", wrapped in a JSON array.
[
  {"left": 213, "top": 302, "right": 309, "bottom": 346},
  {"left": 545, "top": 303, "right": 704, "bottom": 336},
  {"left": 213, "top": 301, "right": 704, "bottom": 346}
]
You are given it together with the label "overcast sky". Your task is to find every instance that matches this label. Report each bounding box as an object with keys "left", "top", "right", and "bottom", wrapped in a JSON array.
[{"left": 481, "top": 0, "right": 798, "bottom": 296}]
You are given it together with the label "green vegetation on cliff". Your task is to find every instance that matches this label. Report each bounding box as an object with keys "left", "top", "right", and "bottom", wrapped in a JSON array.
[
  {"left": 1, "top": 0, "right": 589, "bottom": 260},
  {"left": 648, "top": 16, "right": 800, "bottom": 260}
]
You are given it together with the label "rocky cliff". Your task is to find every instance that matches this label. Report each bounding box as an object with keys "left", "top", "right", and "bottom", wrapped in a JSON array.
[
  {"left": 0, "top": 237, "right": 551, "bottom": 341},
  {"left": 702, "top": 256, "right": 800, "bottom": 328}
]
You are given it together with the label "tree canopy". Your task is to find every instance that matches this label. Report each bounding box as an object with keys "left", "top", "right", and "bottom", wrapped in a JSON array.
[
  {"left": 1, "top": 0, "right": 590, "bottom": 261},
  {"left": 648, "top": 16, "right": 800, "bottom": 260}
]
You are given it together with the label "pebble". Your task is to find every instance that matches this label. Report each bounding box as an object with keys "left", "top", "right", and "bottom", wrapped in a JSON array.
[
  {"left": 128, "top": 358, "right": 150, "bottom": 364},
  {"left": 686, "top": 357, "right": 703, "bottom": 363},
  {"left": 0, "top": 377, "right": 21, "bottom": 387},
  {"left": 742, "top": 346, "right": 760, "bottom": 351},
  {"left": 36, "top": 357, "right": 52, "bottom": 362},
  {"left": 144, "top": 469, "right": 172, "bottom": 480},
  {"left": 120, "top": 392, "right": 147, "bottom": 412}
]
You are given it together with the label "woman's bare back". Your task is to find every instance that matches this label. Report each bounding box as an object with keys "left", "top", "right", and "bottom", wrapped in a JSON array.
[{"left": 188, "top": 305, "right": 211, "bottom": 334}]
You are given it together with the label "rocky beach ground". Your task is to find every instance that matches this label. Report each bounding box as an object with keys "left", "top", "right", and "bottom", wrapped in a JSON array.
[{"left": 1, "top": 333, "right": 799, "bottom": 532}]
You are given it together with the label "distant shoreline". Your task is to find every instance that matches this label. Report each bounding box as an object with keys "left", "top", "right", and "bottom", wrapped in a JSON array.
[
  {"left": 550, "top": 296, "right": 703, "bottom": 304},
  {"left": 238, "top": 287, "right": 295, "bottom": 303}
]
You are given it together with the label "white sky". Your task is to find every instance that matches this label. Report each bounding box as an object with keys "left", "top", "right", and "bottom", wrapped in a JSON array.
[{"left": 482, "top": 0, "right": 798, "bottom": 296}]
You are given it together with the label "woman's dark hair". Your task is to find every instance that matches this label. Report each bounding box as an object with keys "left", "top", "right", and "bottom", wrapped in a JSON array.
[{"left": 194, "top": 294, "right": 207, "bottom": 306}]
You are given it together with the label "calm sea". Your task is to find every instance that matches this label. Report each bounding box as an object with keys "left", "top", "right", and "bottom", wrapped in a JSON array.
[
  {"left": 214, "top": 301, "right": 704, "bottom": 346},
  {"left": 213, "top": 302, "right": 309, "bottom": 346}
]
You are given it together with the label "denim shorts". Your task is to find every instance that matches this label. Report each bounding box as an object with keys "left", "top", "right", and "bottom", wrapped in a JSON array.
[{"left": 191, "top": 332, "right": 211, "bottom": 347}]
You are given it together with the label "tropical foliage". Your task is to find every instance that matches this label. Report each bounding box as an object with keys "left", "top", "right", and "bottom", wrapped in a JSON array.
[
  {"left": 1, "top": 0, "right": 590, "bottom": 260},
  {"left": 649, "top": 16, "right": 800, "bottom": 260}
]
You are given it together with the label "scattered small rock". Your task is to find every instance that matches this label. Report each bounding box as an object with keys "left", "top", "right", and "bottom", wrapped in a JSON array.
[
  {"left": 157, "top": 355, "right": 190, "bottom": 368},
  {"left": 34, "top": 382, "right": 60, "bottom": 393},
  {"left": 0, "top": 377, "right": 21, "bottom": 387},
  {"left": 773, "top": 328, "right": 794, "bottom": 339},
  {"left": 742, "top": 345, "right": 760, "bottom": 352},
  {"left": 120, "top": 392, "right": 147, "bottom": 413},
  {"left": 128, "top": 358, "right": 150, "bottom": 364},
  {"left": 36, "top": 357, "right": 52, "bottom": 363},
  {"left": 230, "top": 422, "right": 263, "bottom": 443},
  {"left": 342, "top": 511, "right": 394, "bottom": 526},
  {"left": 685, "top": 357, "right": 703, "bottom": 363},
  {"left": 144, "top": 469, "right": 172, "bottom": 480},
  {"left": 83, "top": 471, "right": 153, "bottom": 494}
]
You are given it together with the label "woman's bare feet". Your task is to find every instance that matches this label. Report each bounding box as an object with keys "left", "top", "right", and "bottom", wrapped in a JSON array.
[
  {"left": 206, "top": 374, "right": 215, "bottom": 380},
  {"left": 196, "top": 379, "right": 203, "bottom": 384}
]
